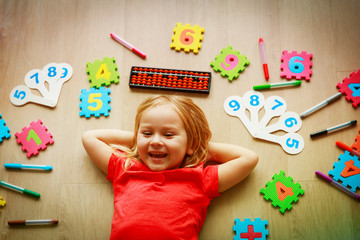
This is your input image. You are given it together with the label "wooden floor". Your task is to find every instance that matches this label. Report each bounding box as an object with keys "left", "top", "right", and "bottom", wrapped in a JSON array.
[{"left": 0, "top": 0, "right": 359, "bottom": 239}]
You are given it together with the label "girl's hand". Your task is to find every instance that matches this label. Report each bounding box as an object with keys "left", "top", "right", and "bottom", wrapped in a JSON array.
[
  {"left": 82, "top": 129, "right": 134, "bottom": 174},
  {"left": 208, "top": 142, "right": 258, "bottom": 193}
]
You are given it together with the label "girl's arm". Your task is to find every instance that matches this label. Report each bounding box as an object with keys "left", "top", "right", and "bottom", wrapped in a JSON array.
[
  {"left": 208, "top": 142, "right": 258, "bottom": 193},
  {"left": 81, "top": 129, "right": 134, "bottom": 174}
]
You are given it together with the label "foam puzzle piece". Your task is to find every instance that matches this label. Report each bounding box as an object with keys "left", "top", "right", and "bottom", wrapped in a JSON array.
[
  {"left": 280, "top": 51, "right": 312, "bottom": 81},
  {"left": 0, "top": 114, "right": 11, "bottom": 143},
  {"left": 336, "top": 69, "right": 360, "bottom": 108},
  {"left": 86, "top": 57, "right": 120, "bottom": 88},
  {"left": 260, "top": 170, "right": 304, "bottom": 214},
  {"left": 0, "top": 195, "right": 5, "bottom": 212},
  {"left": 210, "top": 45, "right": 250, "bottom": 82},
  {"left": 170, "top": 22, "right": 204, "bottom": 54},
  {"left": 15, "top": 119, "right": 54, "bottom": 158},
  {"left": 79, "top": 87, "right": 111, "bottom": 118},
  {"left": 233, "top": 218, "right": 268, "bottom": 240},
  {"left": 352, "top": 133, "right": 360, "bottom": 152},
  {"left": 328, "top": 151, "right": 360, "bottom": 192},
  {"left": 0, "top": 196, "right": 5, "bottom": 206}
]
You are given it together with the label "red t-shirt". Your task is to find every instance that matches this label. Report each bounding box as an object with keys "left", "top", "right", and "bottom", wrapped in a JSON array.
[{"left": 106, "top": 153, "right": 220, "bottom": 240}]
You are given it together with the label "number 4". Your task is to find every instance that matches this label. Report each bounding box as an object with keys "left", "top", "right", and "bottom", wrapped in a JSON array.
[{"left": 96, "top": 63, "right": 111, "bottom": 80}]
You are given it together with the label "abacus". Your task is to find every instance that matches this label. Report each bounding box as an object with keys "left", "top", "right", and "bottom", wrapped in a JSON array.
[{"left": 129, "top": 66, "right": 211, "bottom": 93}]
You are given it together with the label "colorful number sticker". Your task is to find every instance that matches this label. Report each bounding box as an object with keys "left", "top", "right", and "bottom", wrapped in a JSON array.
[
  {"left": 15, "top": 119, "right": 54, "bottom": 158},
  {"left": 170, "top": 22, "right": 204, "bottom": 54},
  {"left": 337, "top": 69, "right": 360, "bottom": 108},
  {"left": 280, "top": 51, "right": 312, "bottom": 81},
  {"left": 210, "top": 45, "right": 250, "bottom": 82},
  {"left": 79, "top": 87, "right": 111, "bottom": 118},
  {"left": 86, "top": 57, "right": 119, "bottom": 88}
]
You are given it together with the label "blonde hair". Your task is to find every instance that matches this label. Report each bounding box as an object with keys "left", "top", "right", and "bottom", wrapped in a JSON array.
[{"left": 117, "top": 95, "right": 212, "bottom": 169}]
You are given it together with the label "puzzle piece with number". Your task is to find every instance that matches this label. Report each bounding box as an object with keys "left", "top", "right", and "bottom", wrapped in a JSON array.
[
  {"left": 224, "top": 91, "right": 304, "bottom": 154},
  {"left": 9, "top": 63, "right": 73, "bottom": 107},
  {"left": 210, "top": 45, "right": 250, "bottom": 82},
  {"left": 328, "top": 151, "right": 360, "bottom": 192},
  {"left": 233, "top": 218, "right": 268, "bottom": 240},
  {"left": 0, "top": 114, "right": 11, "bottom": 143},
  {"left": 260, "top": 170, "right": 304, "bottom": 213},
  {"left": 170, "top": 22, "right": 204, "bottom": 54},
  {"left": 352, "top": 133, "right": 360, "bottom": 152},
  {"left": 280, "top": 51, "right": 312, "bottom": 81},
  {"left": 79, "top": 87, "right": 111, "bottom": 118},
  {"left": 337, "top": 69, "right": 360, "bottom": 108},
  {"left": 86, "top": 57, "right": 120, "bottom": 88},
  {"left": 0, "top": 195, "right": 5, "bottom": 212},
  {"left": 15, "top": 120, "right": 54, "bottom": 158}
]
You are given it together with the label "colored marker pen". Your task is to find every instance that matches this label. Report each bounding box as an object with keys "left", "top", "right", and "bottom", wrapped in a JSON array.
[
  {"left": 259, "top": 38, "right": 269, "bottom": 80},
  {"left": 310, "top": 120, "right": 357, "bottom": 138},
  {"left": 315, "top": 171, "right": 360, "bottom": 200},
  {"left": 0, "top": 180, "right": 40, "bottom": 198},
  {"left": 110, "top": 32, "right": 146, "bottom": 59},
  {"left": 253, "top": 80, "right": 301, "bottom": 90},
  {"left": 4, "top": 163, "right": 53, "bottom": 171}
]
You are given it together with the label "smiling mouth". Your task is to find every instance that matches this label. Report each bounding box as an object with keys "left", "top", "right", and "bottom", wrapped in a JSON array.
[{"left": 149, "top": 152, "right": 168, "bottom": 158}]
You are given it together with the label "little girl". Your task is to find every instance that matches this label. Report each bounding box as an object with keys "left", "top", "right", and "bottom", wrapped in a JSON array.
[{"left": 82, "top": 95, "right": 258, "bottom": 240}]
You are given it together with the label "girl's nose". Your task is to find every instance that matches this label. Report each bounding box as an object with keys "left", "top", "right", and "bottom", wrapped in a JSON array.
[{"left": 150, "top": 134, "right": 163, "bottom": 146}]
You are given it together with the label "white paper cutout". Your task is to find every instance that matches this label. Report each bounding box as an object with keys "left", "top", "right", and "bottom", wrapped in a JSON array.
[
  {"left": 224, "top": 91, "right": 304, "bottom": 154},
  {"left": 10, "top": 63, "right": 73, "bottom": 108}
]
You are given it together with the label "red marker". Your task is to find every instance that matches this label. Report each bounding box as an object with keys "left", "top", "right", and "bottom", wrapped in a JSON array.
[
  {"left": 336, "top": 140, "right": 360, "bottom": 158},
  {"left": 110, "top": 32, "right": 146, "bottom": 59},
  {"left": 259, "top": 38, "right": 269, "bottom": 80}
]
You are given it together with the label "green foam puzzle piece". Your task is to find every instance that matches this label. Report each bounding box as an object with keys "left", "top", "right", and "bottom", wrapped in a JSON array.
[
  {"left": 260, "top": 170, "right": 304, "bottom": 213},
  {"left": 210, "top": 45, "right": 249, "bottom": 82},
  {"left": 86, "top": 57, "right": 120, "bottom": 88}
]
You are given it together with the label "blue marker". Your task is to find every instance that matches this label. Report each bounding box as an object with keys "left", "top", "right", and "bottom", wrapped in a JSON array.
[{"left": 4, "top": 163, "right": 53, "bottom": 171}]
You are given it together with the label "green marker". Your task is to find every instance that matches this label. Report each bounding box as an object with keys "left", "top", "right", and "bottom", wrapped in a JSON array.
[
  {"left": 0, "top": 180, "right": 40, "bottom": 198},
  {"left": 253, "top": 80, "right": 302, "bottom": 90}
]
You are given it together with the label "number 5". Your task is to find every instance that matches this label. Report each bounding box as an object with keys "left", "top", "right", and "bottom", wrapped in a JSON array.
[
  {"left": 286, "top": 138, "right": 299, "bottom": 149},
  {"left": 88, "top": 93, "right": 103, "bottom": 111}
]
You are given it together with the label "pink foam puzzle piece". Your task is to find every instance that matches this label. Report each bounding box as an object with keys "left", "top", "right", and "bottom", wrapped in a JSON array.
[
  {"left": 15, "top": 119, "right": 54, "bottom": 158},
  {"left": 280, "top": 51, "right": 312, "bottom": 81}
]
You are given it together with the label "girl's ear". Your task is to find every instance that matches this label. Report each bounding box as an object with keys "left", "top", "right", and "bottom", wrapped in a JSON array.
[{"left": 186, "top": 147, "right": 194, "bottom": 155}]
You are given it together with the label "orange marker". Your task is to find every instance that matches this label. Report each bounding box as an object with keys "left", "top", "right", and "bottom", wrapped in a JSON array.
[{"left": 336, "top": 140, "right": 360, "bottom": 158}]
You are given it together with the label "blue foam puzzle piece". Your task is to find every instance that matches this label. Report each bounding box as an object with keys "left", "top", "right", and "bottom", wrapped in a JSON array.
[
  {"left": 79, "top": 87, "right": 111, "bottom": 118},
  {"left": 328, "top": 151, "right": 360, "bottom": 192},
  {"left": 0, "top": 114, "right": 11, "bottom": 143},
  {"left": 233, "top": 218, "right": 269, "bottom": 240}
]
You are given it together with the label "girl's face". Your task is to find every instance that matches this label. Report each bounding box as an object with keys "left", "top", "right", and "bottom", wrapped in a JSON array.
[{"left": 136, "top": 104, "right": 193, "bottom": 171}]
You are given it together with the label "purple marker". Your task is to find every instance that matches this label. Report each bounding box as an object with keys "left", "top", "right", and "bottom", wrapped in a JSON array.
[{"left": 315, "top": 171, "right": 360, "bottom": 200}]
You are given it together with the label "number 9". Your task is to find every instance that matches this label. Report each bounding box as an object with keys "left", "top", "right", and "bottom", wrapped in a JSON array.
[
  {"left": 229, "top": 100, "right": 240, "bottom": 111},
  {"left": 221, "top": 54, "right": 239, "bottom": 71}
]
